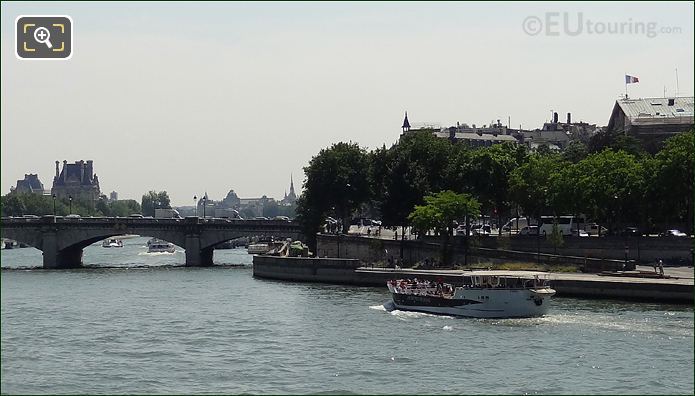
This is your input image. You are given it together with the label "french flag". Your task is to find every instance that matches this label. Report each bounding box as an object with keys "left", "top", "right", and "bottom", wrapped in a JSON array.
[{"left": 625, "top": 75, "right": 639, "bottom": 84}]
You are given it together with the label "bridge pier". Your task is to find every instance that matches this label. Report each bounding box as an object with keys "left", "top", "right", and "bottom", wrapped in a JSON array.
[
  {"left": 42, "top": 232, "right": 83, "bottom": 269},
  {"left": 184, "top": 235, "right": 214, "bottom": 267}
]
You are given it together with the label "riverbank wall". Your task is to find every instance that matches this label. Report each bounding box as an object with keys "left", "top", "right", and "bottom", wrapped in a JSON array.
[{"left": 315, "top": 234, "right": 652, "bottom": 272}]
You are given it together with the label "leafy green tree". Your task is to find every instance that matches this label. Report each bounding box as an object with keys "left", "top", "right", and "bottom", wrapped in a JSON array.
[
  {"left": 366, "top": 144, "right": 390, "bottom": 219},
  {"left": 1, "top": 194, "right": 27, "bottom": 216},
  {"left": 297, "top": 142, "right": 370, "bottom": 242},
  {"left": 572, "top": 149, "right": 645, "bottom": 232},
  {"left": 509, "top": 152, "right": 567, "bottom": 223},
  {"left": 1, "top": 193, "right": 96, "bottom": 216},
  {"left": 110, "top": 200, "right": 142, "bottom": 217},
  {"left": 588, "top": 130, "right": 645, "bottom": 157},
  {"left": 141, "top": 191, "right": 171, "bottom": 216},
  {"left": 380, "top": 131, "right": 452, "bottom": 230},
  {"left": 650, "top": 130, "right": 694, "bottom": 232},
  {"left": 562, "top": 141, "right": 588, "bottom": 163},
  {"left": 456, "top": 143, "right": 527, "bottom": 232},
  {"left": 408, "top": 190, "right": 480, "bottom": 265},
  {"left": 548, "top": 222, "right": 564, "bottom": 254}
]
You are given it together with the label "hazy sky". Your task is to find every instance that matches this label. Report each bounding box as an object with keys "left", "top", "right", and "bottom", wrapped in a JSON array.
[{"left": 2, "top": 1, "right": 693, "bottom": 206}]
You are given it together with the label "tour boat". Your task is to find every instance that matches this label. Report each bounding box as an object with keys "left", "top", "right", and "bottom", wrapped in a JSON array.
[
  {"left": 387, "top": 272, "right": 556, "bottom": 318},
  {"left": 102, "top": 238, "right": 123, "bottom": 248},
  {"left": 148, "top": 240, "right": 176, "bottom": 253}
]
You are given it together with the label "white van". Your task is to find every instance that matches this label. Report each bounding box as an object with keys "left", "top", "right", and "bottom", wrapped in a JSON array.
[
  {"left": 539, "top": 215, "right": 587, "bottom": 236},
  {"left": 502, "top": 217, "right": 532, "bottom": 233}
]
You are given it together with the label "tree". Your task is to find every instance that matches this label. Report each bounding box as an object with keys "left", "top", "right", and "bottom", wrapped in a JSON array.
[
  {"left": 562, "top": 141, "right": 588, "bottom": 163},
  {"left": 588, "top": 130, "right": 645, "bottom": 157},
  {"left": 408, "top": 190, "right": 480, "bottom": 266},
  {"left": 380, "top": 131, "right": 452, "bottom": 230},
  {"left": 455, "top": 143, "right": 527, "bottom": 233},
  {"left": 1, "top": 194, "right": 27, "bottom": 216},
  {"left": 548, "top": 222, "right": 564, "bottom": 255},
  {"left": 296, "top": 142, "right": 370, "bottom": 245},
  {"left": 141, "top": 191, "right": 171, "bottom": 216},
  {"left": 509, "top": 152, "right": 567, "bottom": 223},
  {"left": 650, "top": 130, "right": 694, "bottom": 232},
  {"left": 109, "top": 199, "right": 142, "bottom": 217},
  {"left": 572, "top": 149, "right": 645, "bottom": 232}
]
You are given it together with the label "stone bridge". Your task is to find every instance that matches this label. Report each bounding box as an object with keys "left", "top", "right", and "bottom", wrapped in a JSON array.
[{"left": 1, "top": 216, "right": 303, "bottom": 268}]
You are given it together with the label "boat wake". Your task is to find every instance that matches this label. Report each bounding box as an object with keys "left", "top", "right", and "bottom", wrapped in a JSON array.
[
  {"left": 538, "top": 313, "right": 694, "bottom": 337},
  {"left": 137, "top": 251, "right": 180, "bottom": 256}
]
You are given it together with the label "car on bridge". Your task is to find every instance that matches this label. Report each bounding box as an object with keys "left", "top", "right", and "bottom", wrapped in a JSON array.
[{"left": 659, "top": 229, "right": 688, "bottom": 237}]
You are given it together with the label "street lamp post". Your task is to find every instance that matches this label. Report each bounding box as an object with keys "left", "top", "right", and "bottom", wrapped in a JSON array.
[
  {"left": 68, "top": 195, "right": 73, "bottom": 215},
  {"left": 537, "top": 189, "right": 547, "bottom": 265},
  {"left": 203, "top": 196, "right": 207, "bottom": 218},
  {"left": 52, "top": 194, "right": 57, "bottom": 218},
  {"left": 194, "top": 196, "right": 198, "bottom": 217}
]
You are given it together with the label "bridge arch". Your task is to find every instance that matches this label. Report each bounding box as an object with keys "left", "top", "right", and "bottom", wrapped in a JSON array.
[{"left": 1, "top": 217, "right": 303, "bottom": 269}]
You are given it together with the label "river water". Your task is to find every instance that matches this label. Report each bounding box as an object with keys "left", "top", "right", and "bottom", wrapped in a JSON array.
[{"left": 1, "top": 237, "right": 693, "bottom": 394}]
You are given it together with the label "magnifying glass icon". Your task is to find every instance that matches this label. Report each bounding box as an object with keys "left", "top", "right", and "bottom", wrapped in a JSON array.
[{"left": 34, "top": 27, "right": 53, "bottom": 49}]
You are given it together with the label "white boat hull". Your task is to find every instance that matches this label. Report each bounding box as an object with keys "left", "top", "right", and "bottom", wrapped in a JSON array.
[{"left": 389, "top": 285, "right": 554, "bottom": 318}]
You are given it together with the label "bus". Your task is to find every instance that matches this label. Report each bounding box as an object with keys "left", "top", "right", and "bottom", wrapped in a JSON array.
[{"left": 538, "top": 215, "right": 587, "bottom": 236}]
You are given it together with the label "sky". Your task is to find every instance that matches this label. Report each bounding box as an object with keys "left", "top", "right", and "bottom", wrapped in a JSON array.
[{"left": 1, "top": 1, "right": 693, "bottom": 206}]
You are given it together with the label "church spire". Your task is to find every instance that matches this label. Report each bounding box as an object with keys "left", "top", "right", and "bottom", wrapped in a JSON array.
[
  {"left": 402, "top": 111, "right": 411, "bottom": 132},
  {"left": 289, "top": 173, "right": 295, "bottom": 196}
]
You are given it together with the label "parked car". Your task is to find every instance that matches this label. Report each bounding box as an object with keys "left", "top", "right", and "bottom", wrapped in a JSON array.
[
  {"left": 619, "top": 226, "right": 640, "bottom": 236},
  {"left": 272, "top": 216, "right": 290, "bottom": 221},
  {"left": 65, "top": 214, "right": 82, "bottom": 219},
  {"left": 659, "top": 229, "right": 688, "bottom": 237},
  {"left": 128, "top": 213, "right": 144, "bottom": 218},
  {"left": 471, "top": 224, "right": 493, "bottom": 236},
  {"left": 518, "top": 225, "right": 539, "bottom": 236},
  {"left": 585, "top": 223, "right": 607, "bottom": 236},
  {"left": 572, "top": 229, "right": 590, "bottom": 237}
]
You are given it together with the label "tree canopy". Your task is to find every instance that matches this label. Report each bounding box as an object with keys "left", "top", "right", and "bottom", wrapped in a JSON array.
[{"left": 141, "top": 191, "right": 171, "bottom": 217}]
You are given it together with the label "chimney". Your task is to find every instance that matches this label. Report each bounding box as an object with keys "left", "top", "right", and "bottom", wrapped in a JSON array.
[
  {"left": 567, "top": 112, "right": 571, "bottom": 124},
  {"left": 553, "top": 112, "right": 558, "bottom": 123},
  {"left": 63, "top": 160, "right": 67, "bottom": 182},
  {"left": 86, "top": 160, "right": 94, "bottom": 182},
  {"left": 55, "top": 161, "right": 59, "bottom": 178}
]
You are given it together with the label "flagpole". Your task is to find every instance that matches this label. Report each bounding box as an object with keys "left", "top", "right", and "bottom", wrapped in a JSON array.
[{"left": 625, "top": 72, "right": 628, "bottom": 99}]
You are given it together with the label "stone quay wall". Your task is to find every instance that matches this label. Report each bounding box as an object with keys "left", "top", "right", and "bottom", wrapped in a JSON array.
[{"left": 315, "top": 234, "right": 693, "bottom": 269}]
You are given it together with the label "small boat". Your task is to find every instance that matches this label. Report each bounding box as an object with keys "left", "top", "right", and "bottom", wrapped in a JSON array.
[
  {"left": 247, "top": 243, "right": 270, "bottom": 255},
  {"left": 102, "top": 238, "right": 124, "bottom": 248},
  {"left": 387, "top": 272, "right": 555, "bottom": 318},
  {"left": 148, "top": 240, "right": 176, "bottom": 253}
]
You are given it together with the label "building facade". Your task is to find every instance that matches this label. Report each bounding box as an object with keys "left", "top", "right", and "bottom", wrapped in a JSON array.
[
  {"left": 606, "top": 97, "right": 694, "bottom": 152},
  {"left": 51, "top": 160, "right": 101, "bottom": 201},
  {"left": 11, "top": 174, "right": 45, "bottom": 195}
]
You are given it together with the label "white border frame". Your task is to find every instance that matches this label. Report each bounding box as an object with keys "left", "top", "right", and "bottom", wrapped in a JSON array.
[{"left": 15, "top": 14, "right": 74, "bottom": 61}]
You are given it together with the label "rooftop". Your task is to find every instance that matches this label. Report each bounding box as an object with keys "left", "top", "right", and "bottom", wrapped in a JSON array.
[{"left": 615, "top": 96, "right": 694, "bottom": 125}]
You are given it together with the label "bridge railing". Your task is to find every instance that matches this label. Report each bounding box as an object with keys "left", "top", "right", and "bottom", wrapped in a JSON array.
[{"left": 1, "top": 216, "right": 299, "bottom": 229}]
